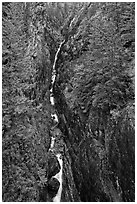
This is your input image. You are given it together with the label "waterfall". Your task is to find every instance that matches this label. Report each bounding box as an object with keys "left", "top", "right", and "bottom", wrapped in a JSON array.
[
  {"left": 49, "top": 137, "right": 55, "bottom": 150},
  {"left": 50, "top": 93, "right": 55, "bottom": 106},
  {"left": 51, "top": 113, "right": 58, "bottom": 123},
  {"left": 49, "top": 40, "right": 65, "bottom": 202},
  {"left": 51, "top": 40, "right": 65, "bottom": 86},
  {"left": 50, "top": 40, "right": 65, "bottom": 106},
  {"left": 53, "top": 154, "right": 63, "bottom": 202}
]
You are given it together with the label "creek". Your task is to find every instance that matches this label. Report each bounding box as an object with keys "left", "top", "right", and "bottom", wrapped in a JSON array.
[{"left": 49, "top": 40, "right": 65, "bottom": 202}]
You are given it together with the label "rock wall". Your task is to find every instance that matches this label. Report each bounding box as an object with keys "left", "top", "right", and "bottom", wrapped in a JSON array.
[{"left": 52, "top": 83, "right": 123, "bottom": 202}]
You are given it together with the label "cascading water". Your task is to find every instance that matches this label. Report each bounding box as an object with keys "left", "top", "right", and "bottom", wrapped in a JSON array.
[
  {"left": 53, "top": 153, "right": 63, "bottom": 202},
  {"left": 49, "top": 40, "right": 65, "bottom": 202},
  {"left": 50, "top": 40, "right": 65, "bottom": 106}
]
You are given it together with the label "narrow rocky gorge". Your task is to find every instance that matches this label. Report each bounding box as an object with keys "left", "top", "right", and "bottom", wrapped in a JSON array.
[
  {"left": 2, "top": 2, "right": 135, "bottom": 202},
  {"left": 39, "top": 2, "right": 135, "bottom": 201},
  {"left": 47, "top": 41, "right": 79, "bottom": 201},
  {"left": 48, "top": 42, "right": 64, "bottom": 201},
  {"left": 47, "top": 38, "right": 122, "bottom": 201}
]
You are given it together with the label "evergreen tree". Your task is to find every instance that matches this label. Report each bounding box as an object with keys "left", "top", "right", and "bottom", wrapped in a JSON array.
[{"left": 2, "top": 2, "right": 135, "bottom": 202}]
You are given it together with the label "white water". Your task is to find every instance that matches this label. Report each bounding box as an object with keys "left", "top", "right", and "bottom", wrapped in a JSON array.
[
  {"left": 50, "top": 137, "right": 55, "bottom": 149},
  {"left": 50, "top": 91, "right": 55, "bottom": 105},
  {"left": 51, "top": 40, "right": 65, "bottom": 86},
  {"left": 50, "top": 40, "right": 65, "bottom": 107},
  {"left": 53, "top": 154, "right": 63, "bottom": 202},
  {"left": 51, "top": 113, "right": 59, "bottom": 123},
  {"left": 49, "top": 41, "right": 65, "bottom": 202}
]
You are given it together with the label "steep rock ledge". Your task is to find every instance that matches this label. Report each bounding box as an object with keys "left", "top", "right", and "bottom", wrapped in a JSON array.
[
  {"left": 47, "top": 126, "right": 81, "bottom": 201},
  {"left": 53, "top": 83, "right": 123, "bottom": 202}
]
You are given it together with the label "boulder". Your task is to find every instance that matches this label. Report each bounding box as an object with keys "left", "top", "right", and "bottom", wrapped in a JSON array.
[
  {"left": 48, "top": 177, "right": 60, "bottom": 198},
  {"left": 48, "top": 153, "right": 61, "bottom": 178}
]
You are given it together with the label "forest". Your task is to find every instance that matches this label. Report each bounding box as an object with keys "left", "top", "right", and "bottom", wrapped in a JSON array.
[{"left": 2, "top": 2, "right": 135, "bottom": 202}]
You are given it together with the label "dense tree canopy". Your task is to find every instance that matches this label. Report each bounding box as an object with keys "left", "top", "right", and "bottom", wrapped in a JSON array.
[{"left": 2, "top": 2, "right": 134, "bottom": 202}]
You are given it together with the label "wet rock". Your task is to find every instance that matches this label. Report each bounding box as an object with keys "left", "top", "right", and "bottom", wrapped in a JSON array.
[
  {"left": 48, "top": 153, "right": 61, "bottom": 178},
  {"left": 51, "top": 128, "right": 62, "bottom": 138},
  {"left": 48, "top": 177, "right": 60, "bottom": 198},
  {"left": 61, "top": 143, "right": 81, "bottom": 202}
]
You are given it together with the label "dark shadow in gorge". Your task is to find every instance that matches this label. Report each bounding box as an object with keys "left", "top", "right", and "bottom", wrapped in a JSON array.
[{"left": 53, "top": 82, "right": 123, "bottom": 202}]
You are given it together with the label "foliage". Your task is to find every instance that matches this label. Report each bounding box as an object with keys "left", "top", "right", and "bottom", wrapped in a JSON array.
[
  {"left": 58, "top": 2, "right": 135, "bottom": 201},
  {"left": 2, "top": 2, "right": 51, "bottom": 201},
  {"left": 2, "top": 2, "right": 135, "bottom": 202}
]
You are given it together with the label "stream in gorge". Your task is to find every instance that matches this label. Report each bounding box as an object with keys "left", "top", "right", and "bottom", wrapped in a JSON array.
[
  {"left": 47, "top": 39, "right": 123, "bottom": 202},
  {"left": 45, "top": 32, "right": 83, "bottom": 201},
  {"left": 48, "top": 40, "right": 65, "bottom": 202}
]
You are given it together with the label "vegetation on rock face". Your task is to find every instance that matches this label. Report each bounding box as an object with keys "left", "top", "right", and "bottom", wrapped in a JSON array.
[
  {"left": 59, "top": 3, "right": 135, "bottom": 202},
  {"left": 2, "top": 3, "right": 51, "bottom": 201},
  {"left": 2, "top": 2, "right": 135, "bottom": 202}
]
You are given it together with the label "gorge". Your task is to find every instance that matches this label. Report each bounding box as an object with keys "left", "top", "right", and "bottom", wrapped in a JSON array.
[{"left": 2, "top": 2, "right": 135, "bottom": 202}]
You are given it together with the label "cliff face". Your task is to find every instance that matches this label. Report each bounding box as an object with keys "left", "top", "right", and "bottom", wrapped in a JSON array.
[
  {"left": 52, "top": 84, "right": 123, "bottom": 202},
  {"left": 2, "top": 2, "right": 135, "bottom": 202}
]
